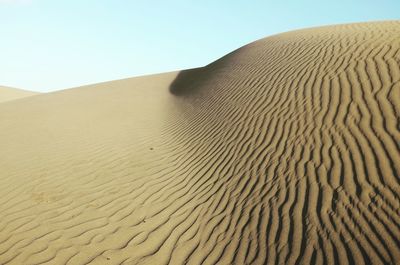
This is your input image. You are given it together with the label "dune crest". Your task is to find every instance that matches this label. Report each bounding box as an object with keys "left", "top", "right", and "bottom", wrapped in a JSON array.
[
  {"left": 0, "top": 21, "right": 399, "bottom": 264},
  {"left": 0, "top": 86, "right": 38, "bottom": 103}
]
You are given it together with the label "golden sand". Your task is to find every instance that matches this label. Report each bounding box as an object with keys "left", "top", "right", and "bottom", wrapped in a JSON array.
[
  {"left": 0, "top": 21, "right": 399, "bottom": 264},
  {"left": 0, "top": 86, "right": 37, "bottom": 103}
]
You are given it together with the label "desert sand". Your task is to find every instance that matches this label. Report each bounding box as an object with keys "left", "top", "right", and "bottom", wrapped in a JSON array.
[
  {"left": 0, "top": 21, "right": 399, "bottom": 264},
  {"left": 0, "top": 86, "right": 38, "bottom": 103}
]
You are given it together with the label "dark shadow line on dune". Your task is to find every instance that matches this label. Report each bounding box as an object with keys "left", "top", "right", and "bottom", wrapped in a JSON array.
[{"left": 168, "top": 67, "right": 210, "bottom": 96}]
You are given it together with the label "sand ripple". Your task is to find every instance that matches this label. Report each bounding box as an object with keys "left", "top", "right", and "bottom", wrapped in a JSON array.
[{"left": 0, "top": 21, "right": 399, "bottom": 264}]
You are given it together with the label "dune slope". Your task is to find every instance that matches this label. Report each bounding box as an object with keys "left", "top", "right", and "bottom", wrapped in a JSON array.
[
  {"left": 0, "top": 21, "right": 399, "bottom": 265},
  {"left": 0, "top": 86, "right": 38, "bottom": 103}
]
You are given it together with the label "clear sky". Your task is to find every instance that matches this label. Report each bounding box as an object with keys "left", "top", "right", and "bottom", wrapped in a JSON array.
[{"left": 1, "top": 0, "right": 399, "bottom": 92}]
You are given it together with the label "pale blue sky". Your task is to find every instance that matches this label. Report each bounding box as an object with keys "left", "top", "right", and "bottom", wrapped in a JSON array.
[{"left": 1, "top": 0, "right": 399, "bottom": 92}]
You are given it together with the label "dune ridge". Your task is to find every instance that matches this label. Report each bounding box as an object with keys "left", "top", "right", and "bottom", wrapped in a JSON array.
[
  {"left": 0, "top": 86, "right": 38, "bottom": 103},
  {"left": 0, "top": 21, "right": 399, "bottom": 264}
]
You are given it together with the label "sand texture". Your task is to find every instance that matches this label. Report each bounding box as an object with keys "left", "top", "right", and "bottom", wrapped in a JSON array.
[
  {"left": 0, "top": 86, "right": 38, "bottom": 103},
  {"left": 0, "top": 21, "right": 399, "bottom": 264}
]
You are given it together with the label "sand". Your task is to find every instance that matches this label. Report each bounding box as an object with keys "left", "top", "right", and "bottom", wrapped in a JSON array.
[
  {"left": 0, "top": 86, "right": 38, "bottom": 103},
  {"left": 0, "top": 21, "right": 399, "bottom": 265}
]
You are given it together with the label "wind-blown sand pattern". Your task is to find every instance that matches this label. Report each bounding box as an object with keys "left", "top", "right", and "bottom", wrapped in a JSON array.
[
  {"left": 0, "top": 21, "right": 399, "bottom": 264},
  {"left": 0, "top": 86, "right": 37, "bottom": 103}
]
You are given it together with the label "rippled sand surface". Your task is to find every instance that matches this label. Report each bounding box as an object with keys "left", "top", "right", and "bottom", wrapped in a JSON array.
[{"left": 0, "top": 21, "right": 399, "bottom": 264}]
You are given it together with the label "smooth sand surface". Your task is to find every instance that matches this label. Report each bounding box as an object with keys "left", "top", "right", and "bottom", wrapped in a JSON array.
[
  {"left": 0, "top": 21, "right": 399, "bottom": 264},
  {"left": 0, "top": 86, "right": 38, "bottom": 103}
]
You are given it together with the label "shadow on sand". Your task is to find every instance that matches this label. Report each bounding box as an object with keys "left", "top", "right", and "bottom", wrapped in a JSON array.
[{"left": 168, "top": 67, "right": 209, "bottom": 96}]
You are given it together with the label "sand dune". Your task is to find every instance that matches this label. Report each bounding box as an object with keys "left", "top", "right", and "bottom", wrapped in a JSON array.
[
  {"left": 0, "top": 21, "right": 399, "bottom": 264},
  {"left": 0, "top": 86, "right": 38, "bottom": 103}
]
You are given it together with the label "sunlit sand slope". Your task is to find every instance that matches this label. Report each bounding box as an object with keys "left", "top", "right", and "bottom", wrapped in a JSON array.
[
  {"left": 0, "top": 21, "right": 399, "bottom": 265},
  {"left": 0, "top": 86, "right": 37, "bottom": 103}
]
